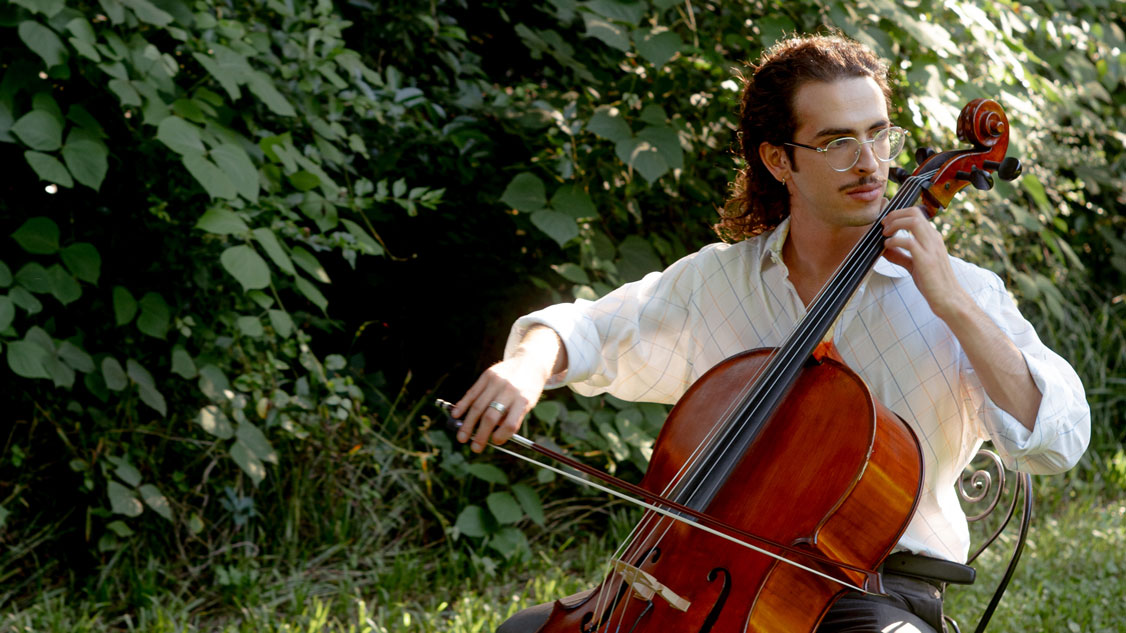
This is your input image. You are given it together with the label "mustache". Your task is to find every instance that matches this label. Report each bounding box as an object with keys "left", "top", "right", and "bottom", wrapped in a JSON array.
[{"left": 839, "top": 175, "right": 884, "bottom": 192}]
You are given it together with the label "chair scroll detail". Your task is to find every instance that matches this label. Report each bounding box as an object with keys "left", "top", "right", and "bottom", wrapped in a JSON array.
[{"left": 944, "top": 448, "right": 1034, "bottom": 633}]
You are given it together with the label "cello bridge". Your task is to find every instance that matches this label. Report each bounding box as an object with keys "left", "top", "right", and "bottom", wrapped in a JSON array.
[{"left": 611, "top": 559, "right": 691, "bottom": 612}]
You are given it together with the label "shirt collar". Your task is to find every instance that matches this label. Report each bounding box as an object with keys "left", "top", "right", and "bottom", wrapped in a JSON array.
[{"left": 758, "top": 215, "right": 912, "bottom": 279}]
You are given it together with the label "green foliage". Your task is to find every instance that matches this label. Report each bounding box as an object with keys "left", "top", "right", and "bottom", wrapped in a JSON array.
[{"left": 1, "top": 0, "right": 1123, "bottom": 627}]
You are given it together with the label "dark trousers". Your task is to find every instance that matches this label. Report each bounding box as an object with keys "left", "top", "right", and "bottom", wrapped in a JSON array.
[{"left": 817, "top": 572, "right": 946, "bottom": 633}]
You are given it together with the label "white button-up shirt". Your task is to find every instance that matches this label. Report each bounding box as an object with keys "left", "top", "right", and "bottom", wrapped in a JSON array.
[{"left": 506, "top": 218, "right": 1090, "bottom": 562}]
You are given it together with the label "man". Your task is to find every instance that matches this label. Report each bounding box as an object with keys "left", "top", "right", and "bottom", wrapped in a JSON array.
[{"left": 453, "top": 32, "right": 1090, "bottom": 632}]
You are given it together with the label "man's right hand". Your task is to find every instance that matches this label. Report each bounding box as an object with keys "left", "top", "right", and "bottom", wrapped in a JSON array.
[{"left": 451, "top": 326, "right": 566, "bottom": 453}]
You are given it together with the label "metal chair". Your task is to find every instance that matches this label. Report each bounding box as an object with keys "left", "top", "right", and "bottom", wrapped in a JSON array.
[{"left": 943, "top": 448, "right": 1034, "bottom": 633}]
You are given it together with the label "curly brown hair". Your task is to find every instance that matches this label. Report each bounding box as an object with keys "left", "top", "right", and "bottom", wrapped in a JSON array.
[{"left": 714, "top": 33, "right": 892, "bottom": 242}]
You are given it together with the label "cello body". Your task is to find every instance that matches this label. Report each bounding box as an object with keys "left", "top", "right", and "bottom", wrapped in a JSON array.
[{"left": 533, "top": 345, "right": 922, "bottom": 633}]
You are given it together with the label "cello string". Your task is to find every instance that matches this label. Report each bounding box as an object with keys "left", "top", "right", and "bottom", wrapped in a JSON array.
[
  {"left": 586, "top": 171, "right": 934, "bottom": 620},
  {"left": 672, "top": 172, "right": 932, "bottom": 511},
  {"left": 610, "top": 174, "right": 931, "bottom": 583},
  {"left": 487, "top": 442, "right": 872, "bottom": 593}
]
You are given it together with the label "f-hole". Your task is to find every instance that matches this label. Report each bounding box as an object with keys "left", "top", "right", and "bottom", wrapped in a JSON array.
[{"left": 697, "top": 568, "right": 731, "bottom": 633}]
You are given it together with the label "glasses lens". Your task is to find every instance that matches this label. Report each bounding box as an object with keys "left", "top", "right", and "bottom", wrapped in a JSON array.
[
  {"left": 824, "top": 137, "right": 860, "bottom": 171},
  {"left": 876, "top": 127, "right": 906, "bottom": 161}
]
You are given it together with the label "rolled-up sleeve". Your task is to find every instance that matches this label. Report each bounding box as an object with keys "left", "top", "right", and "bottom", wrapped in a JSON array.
[
  {"left": 966, "top": 273, "right": 1091, "bottom": 474},
  {"left": 504, "top": 248, "right": 712, "bottom": 404}
]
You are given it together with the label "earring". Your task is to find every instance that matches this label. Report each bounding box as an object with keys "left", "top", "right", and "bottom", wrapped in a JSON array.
[{"left": 781, "top": 177, "right": 786, "bottom": 186}]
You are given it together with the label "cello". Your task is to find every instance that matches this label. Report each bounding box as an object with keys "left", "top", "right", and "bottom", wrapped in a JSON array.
[{"left": 442, "top": 98, "right": 1023, "bottom": 633}]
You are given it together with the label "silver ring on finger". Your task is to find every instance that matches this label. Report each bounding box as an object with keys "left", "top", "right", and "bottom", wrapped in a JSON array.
[{"left": 488, "top": 401, "right": 507, "bottom": 415}]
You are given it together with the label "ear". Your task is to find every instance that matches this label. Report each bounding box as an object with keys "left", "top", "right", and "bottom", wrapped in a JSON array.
[{"left": 758, "top": 141, "right": 789, "bottom": 184}]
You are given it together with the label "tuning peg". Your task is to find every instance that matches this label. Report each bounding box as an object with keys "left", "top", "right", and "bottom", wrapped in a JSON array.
[
  {"left": 983, "top": 157, "right": 1024, "bottom": 182},
  {"left": 998, "top": 157, "right": 1023, "bottom": 181},
  {"left": 956, "top": 167, "right": 994, "bottom": 191},
  {"left": 915, "top": 147, "right": 936, "bottom": 165},
  {"left": 888, "top": 167, "right": 911, "bottom": 184},
  {"left": 971, "top": 167, "right": 993, "bottom": 190}
]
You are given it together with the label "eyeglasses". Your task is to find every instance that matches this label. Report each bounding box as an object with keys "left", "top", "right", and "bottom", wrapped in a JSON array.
[{"left": 784, "top": 126, "right": 907, "bottom": 172}]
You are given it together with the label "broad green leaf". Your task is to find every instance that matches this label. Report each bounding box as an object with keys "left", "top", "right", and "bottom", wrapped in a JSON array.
[
  {"left": 107, "top": 481, "right": 143, "bottom": 517},
  {"left": 120, "top": 0, "right": 173, "bottom": 26},
  {"left": 98, "top": 0, "right": 126, "bottom": 24},
  {"left": 0, "top": 262, "right": 11, "bottom": 287},
  {"left": 530, "top": 210, "right": 579, "bottom": 247},
  {"left": 15, "top": 263, "right": 52, "bottom": 294},
  {"left": 105, "top": 520, "right": 133, "bottom": 537},
  {"left": 485, "top": 492, "right": 523, "bottom": 525},
  {"left": 251, "top": 228, "right": 294, "bottom": 274},
  {"left": 197, "top": 364, "right": 230, "bottom": 401},
  {"left": 43, "top": 352, "right": 75, "bottom": 389},
  {"left": 582, "top": 14, "right": 629, "bottom": 51},
  {"left": 294, "top": 276, "right": 327, "bottom": 311},
  {"left": 551, "top": 263, "right": 590, "bottom": 284},
  {"left": 9, "top": 287, "right": 42, "bottom": 315},
  {"left": 156, "top": 116, "right": 204, "bottom": 155},
  {"left": 46, "top": 264, "right": 81, "bottom": 305},
  {"left": 10, "top": 109, "right": 61, "bottom": 152},
  {"left": 0, "top": 296, "right": 14, "bottom": 331},
  {"left": 587, "top": 0, "right": 644, "bottom": 23},
  {"left": 237, "top": 315, "right": 263, "bottom": 337},
  {"left": 183, "top": 154, "right": 237, "bottom": 200},
  {"left": 137, "top": 292, "right": 170, "bottom": 339},
  {"left": 237, "top": 421, "right": 278, "bottom": 464},
  {"left": 467, "top": 463, "right": 509, "bottom": 485},
  {"left": 12, "top": 0, "right": 65, "bottom": 17},
  {"left": 455, "top": 505, "right": 490, "bottom": 538},
  {"left": 220, "top": 245, "right": 271, "bottom": 291},
  {"left": 137, "top": 380, "right": 167, "bottom": 415},
  {"left": 288, "top": 170, "right": 321, "bottom": 191},
  {"left": 230, "top": 439, "right": 266, "bottom": 485},
  {"left": 61, "top": 130, "right": 109, "bottom": 190},
  {"left": 615, "top": 137, "right": 668, "bottom": 183},
  {"left": 637, "top": 125, "right": 684, "bottom": 170},
  {"left": 138, "top": 484, "right": 172, "bottom": 520},
  {"left": 340, "top": 219, "right": 384, "bottom": 256},
  {"left": 125, "top": 358, "right": 153, "bottom": 388},
  {"left": 586, "top": 106, "right": 632, "bottom": 143},
  {"left": 101, "top": 357, "right": 128, "bottom": 391},
  {"left": 58, "top": 341, "right": 94, "bottom": 373},
  {"left": 532, "top": 400, "right": 564, "bottom": 424},
  {"left": 25, "top": 326, "right": 55, "bottom": 354},
  {"left": 7, "top": 340, "right": 50, "bottom": 379},
  {"left": 67, "top": 105, "right": 106, "bottom": 139},
  {"left": 195, "top": 207, "right": 249, "bottom": 235},
  {"left": 211, "top": 144, "right": 258, "bottom": 203},
  {"left": 488, "top": 526, "right": 529, "bottom": 559},
  {"left": 617, "top": 235, "right": 662, "bottom": 282},
  {"left": 192, "top": 53, "right": 241, "bottom": 100},
  {"left": 107, "top": 79, "right": 142, "bottom": 107},
  {"left": 267, "top": 309, "right": 294, "bottom": 338},
  {"left": 512, "top": 483, "right": 546, "bottom": 526},
  {"left": 247, "top": 291, "right": 273, "bottom": 309},
  {"left": 18, "top": 21, "right": 67, "bottom": 68},
  {"left": 113, "top": 286, "right": 137, "bottom": 325},
  {"left": 551, "top": 185, "right": 597, "bottom": 219},
  {"left": 111, "top": 457, "right": 142, "bottom": 487},
  {"left": 11, "top": 217, "right": 60, "bottom": 254},
  {"left": 65, "top": 17, "right": 96, "bottom": 43},
  {"left": 499, "top": 173, "right": 547, "bottom": 212},
  {"left": 60, "top": 243, "right": 101, "bottom": 284},
  {"left": 24, "top": 151, "right": 74, "bottom": 187},
  {"left": 246, "top": 71, "right": 296, "bottom": 117},
  {"left": 634, "top": 28, "right": 682, "bottom": 68},
  {"left": 171, "top": 346, "right": 197, "bottom": 379},
  {"left": 290, "top": 247, "right": 330, "bottom": 283},
  {"left": 198, "top": 405, "right": 234, "bottom": 439}
]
